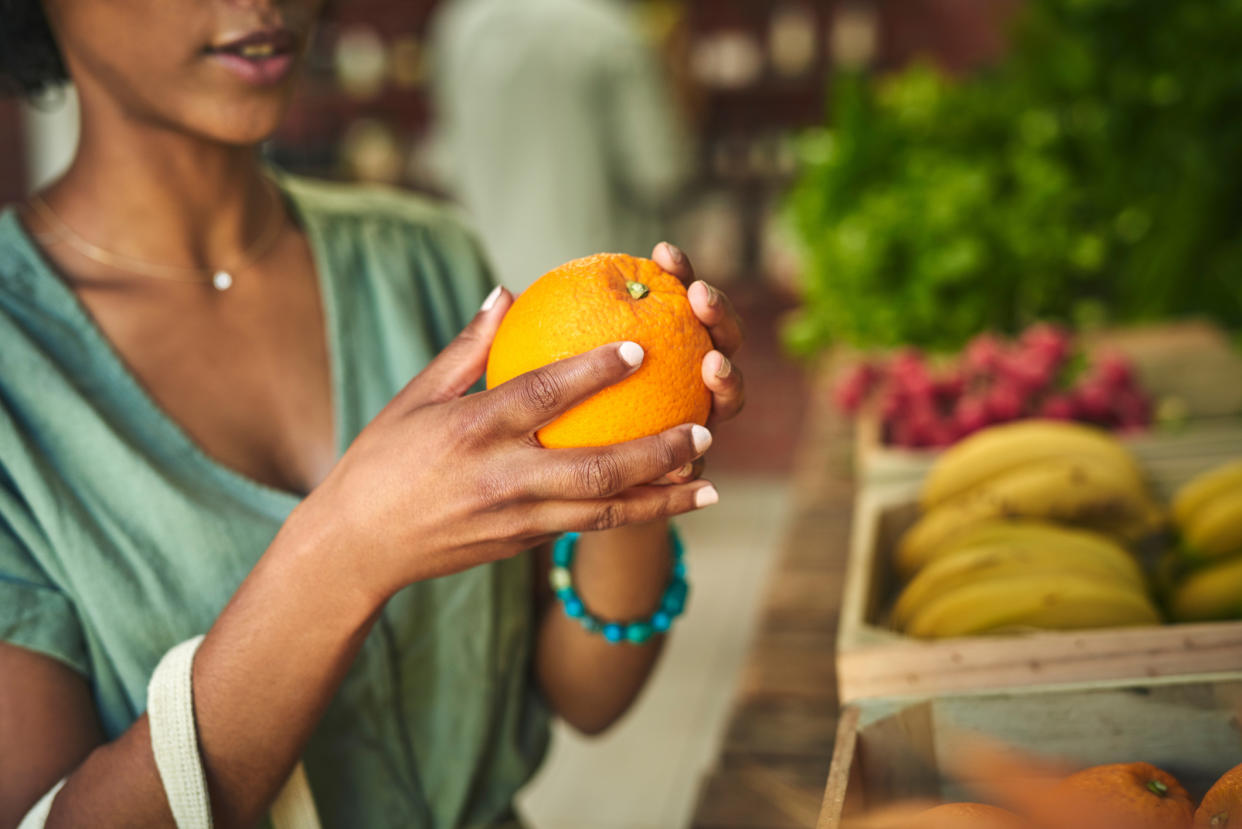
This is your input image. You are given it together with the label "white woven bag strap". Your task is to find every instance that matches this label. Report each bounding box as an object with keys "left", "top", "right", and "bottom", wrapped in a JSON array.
[
  {"left": 16, "top": 779, "right": 66, "bottom": 829},
  {"left": 271, "top": 763, "right": 322, "bottom": 829},
  {"left": 148, "top": 635, "right": 321, "bottom": 829}
]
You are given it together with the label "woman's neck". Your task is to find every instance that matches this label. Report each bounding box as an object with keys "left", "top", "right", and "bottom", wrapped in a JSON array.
[{"left": 36, "top": 100, "right": 279, "bottom": 272}]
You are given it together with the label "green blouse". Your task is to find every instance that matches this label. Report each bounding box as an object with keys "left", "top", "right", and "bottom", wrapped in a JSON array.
[{"left": 0, "top": 175, "right": 549, "bottom": 828}]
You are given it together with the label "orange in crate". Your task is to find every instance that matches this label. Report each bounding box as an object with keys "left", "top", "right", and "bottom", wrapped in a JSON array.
[
  {"left": 910, "top": 802, "right": 1027, "bottom": 828},
  {"left": 1196, "top": 762, "right": 1242, "bottom": 828},
  {"left": 486, "top": 253, "right": 712, "bottom": 448},
  {"left": 1045, "top": 762, "right": 1194, "bottom": 829}
]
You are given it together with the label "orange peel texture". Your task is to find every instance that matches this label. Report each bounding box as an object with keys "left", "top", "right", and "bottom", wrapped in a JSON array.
[{"left": 486, "top": 253, "right": 713, "bottom": 449}]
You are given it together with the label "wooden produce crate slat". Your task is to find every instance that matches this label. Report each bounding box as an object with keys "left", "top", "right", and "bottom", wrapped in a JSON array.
[
  {"left": 819, "top": 674, "right": 1242, "bottom": 828},
  {"left": 836, "top": 459, "right": 1242, "bottom": 703}
]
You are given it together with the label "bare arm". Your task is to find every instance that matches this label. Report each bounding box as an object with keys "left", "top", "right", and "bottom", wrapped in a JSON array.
[
  {"left": 535, "top": 244, "right": 746, "bottom": 735},
  {"left": 0, "top": 508, "right": 376, "bottom": 829},
  {"left": 1, "top": 285, "right": 716, "bottom": 828}
]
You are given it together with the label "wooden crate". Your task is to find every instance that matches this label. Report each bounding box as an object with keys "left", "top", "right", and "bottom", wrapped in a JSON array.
[
  {"left": 818, "top": 674, "right": 1242, "bottom": 828},
  {"left": 836, "top": 461, "right": 1242, "bottom": 702}
]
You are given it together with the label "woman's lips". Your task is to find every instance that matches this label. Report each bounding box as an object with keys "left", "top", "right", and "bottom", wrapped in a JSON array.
[
  {"left": 206, "top": 28, "right": 299, "bottom": 86},
  {"left": 209, "top": 50, "right": 296, "bottom": 85}
]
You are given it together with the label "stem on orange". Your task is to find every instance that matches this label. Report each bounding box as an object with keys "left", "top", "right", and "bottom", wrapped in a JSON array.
[
  {"left": 627, "top": 281, "right": 649, "bottom": 300},
  {"left": 1146, "top": 779, "right": 1169, "bottom": 797}
]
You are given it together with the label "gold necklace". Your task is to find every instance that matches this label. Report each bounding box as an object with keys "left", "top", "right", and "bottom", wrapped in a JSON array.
[{"left": 27, "top": 182, "right": 285, "bottom": 292}]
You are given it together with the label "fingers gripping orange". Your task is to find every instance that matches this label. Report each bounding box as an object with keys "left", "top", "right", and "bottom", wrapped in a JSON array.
[{"left": 486, "top": 253, "right": 713, "bottom": 449}]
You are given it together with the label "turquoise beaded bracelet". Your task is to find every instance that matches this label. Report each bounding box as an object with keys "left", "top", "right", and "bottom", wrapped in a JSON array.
[{"left": 549, "top": 528, "right": 689, "bottom": 645}]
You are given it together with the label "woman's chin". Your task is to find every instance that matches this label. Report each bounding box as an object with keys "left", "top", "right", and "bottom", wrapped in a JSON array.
[{"left": 179, "top": 102, "right": 292, "bottom": 148}]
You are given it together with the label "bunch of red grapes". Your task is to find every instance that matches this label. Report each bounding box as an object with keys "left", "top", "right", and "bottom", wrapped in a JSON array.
[{"left": 835, "top": 324, "right": 1152, "bottom": 449}]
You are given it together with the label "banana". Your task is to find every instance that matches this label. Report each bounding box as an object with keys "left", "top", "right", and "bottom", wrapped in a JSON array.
[
  {"left": 898, "top": 519, "right": 1141, "bottom": 580},
  {"left": 891, "top": 539, "right": 1146, "bottom": 630},
  {"left": 904, "top": 572, "right": 1161, "bottom": 638},
  {"left": 1172, "top": 459, "right": 1242, "bottom": 527},
  {"left": 1170, "top": 555, "right": 1242, "bottom": 622},
  {"left": 919, "top": 420, "right": 1144, "bottom": 510},
  {"left": 1181, "top": 488, "right": 1242, "bottom": 559},
  {"left": 897, "top": 459, "right": 1164, "bottom": 577}
]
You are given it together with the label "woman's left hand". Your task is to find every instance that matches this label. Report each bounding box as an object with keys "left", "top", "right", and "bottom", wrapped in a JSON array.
[{"left": 652, "top": 241, "right": 746, "bottom": 484}]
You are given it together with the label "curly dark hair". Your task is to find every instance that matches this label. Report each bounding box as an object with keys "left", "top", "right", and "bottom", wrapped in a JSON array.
[{"left": 0, "top": 0, "right": 68, "bottom": 97}]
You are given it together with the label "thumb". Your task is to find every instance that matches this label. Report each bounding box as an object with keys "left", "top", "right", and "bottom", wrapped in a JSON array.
[{"left": 405, "top": 285, "right": 512, "bottom": 406}]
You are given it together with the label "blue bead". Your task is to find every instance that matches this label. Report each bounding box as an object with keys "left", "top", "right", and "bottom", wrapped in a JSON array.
[
  {"left": 580, "top": 615, "right": 602, "bottom": 633},
  {"left": 673, "top": 561, "right": 687, "bottom": 579},
  {"left": 552, "top": 533, "right": 579, "bottom": 567},
  {"left": 662, "top": 581, "right": 687, "bottom": 613},
  {"left": 626, "top": 623, "right": 654, "bottom": 644},
  {"left": 556, "top": 587, "right": 575, "bottom": 601},
  {"left": 603, "top": 624, "right": 624, "bottom": 643},
  {"left": 564, "top": 598, "right": 585, "bottom": 619},
  {"left": 651, "top": 611, "right": 672, "bottom": 632}
]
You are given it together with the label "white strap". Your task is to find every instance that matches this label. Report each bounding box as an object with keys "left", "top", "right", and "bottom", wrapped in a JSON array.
[
  {"left": 149, "top": 635, "right": 213, "bottom": 829},
  {"left": 271, "top": 763, "right": 322, "bottom": 829},
  {"left": 147, "top": 635, "right": 322, "bottom": 829},
  {"left": 17, "top": 779, "right": 66, "bottom": 829}
]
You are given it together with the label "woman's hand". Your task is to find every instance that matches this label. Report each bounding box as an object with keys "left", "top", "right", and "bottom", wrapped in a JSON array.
[
  {"left": 651, "top": 242, "right": 746, "bottom": 484},
  {"left": 301, "top": 287, "right": 717, "bottom": 603}
]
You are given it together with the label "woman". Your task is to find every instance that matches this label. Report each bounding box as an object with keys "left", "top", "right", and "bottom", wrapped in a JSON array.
[{"left": 0, "top": 1, "right": 745, "bottom": 827}]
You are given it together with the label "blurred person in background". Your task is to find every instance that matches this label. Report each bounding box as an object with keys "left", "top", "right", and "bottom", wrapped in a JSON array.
[
  {"left": 0, "top": 0, "right": 744, "bottom": 827},
  {"left": 429, "top": 0, "right": 692, "bottom": 293}
]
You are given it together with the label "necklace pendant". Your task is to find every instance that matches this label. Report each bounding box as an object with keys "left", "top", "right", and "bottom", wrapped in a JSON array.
[{"left": 212, "top": 271, "right": 234, "bottom": 291}]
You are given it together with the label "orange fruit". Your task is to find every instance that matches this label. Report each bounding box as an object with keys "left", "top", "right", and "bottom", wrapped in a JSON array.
[
  {"left": 1041, "top": 762, "right": 1193, "bottom": 829},
  {"left": 910, "top": 802, "right": 1028, "bottom": 828},
  {"left": 1196, "top": 762, "right": 1242, "bottom": 828},
  {"left": 486, "top": 253, "right": 713, "bottom": 448}
]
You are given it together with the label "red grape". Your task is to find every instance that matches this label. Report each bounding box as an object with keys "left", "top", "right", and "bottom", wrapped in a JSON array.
[
  {"left": 986, "top": 382, "right": 1025, "bottom": 422},
  {"left": 1021, "top": 322, "right": 1071, "bottom": 366},
  {"left": 964, "top": 333, "right": 1006, "bottom": 376},
  {"left": 1039, "top": 393, "right": 1079, "bottom": 420},
  {"left": 1074, "top": 382, "right": 1113, "bottom": 422},
  {"left": 1000, "top": 351, "right": 1055, "bottom": 395},
  {"left": 953, "top": 395, "right": 992, "bottom": 435},
  {"left": 834, "top": 363, "right": 877, "bottom": 413},
  {"left": 1095, "top": 352, "right": 1135, "bottom": 390}
]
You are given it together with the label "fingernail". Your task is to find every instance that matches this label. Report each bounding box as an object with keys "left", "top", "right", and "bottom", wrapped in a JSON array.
[
  {"left": 693, "top": 280, "right": 719, "bottom": 307},
  {"left": 715, "top": 354, "right": 732, "bottom": 379},
  {"left": 663, "top": 242, "right": 687, "bottom": 265},
  {"left": 619, "top": 341, "right": 644, "bottom": 368},
  {"left": 481, "top": 285, "right": 502, "bottom": 312},
  {"left": 676, "top": 462, "right": 695, "bottom": 478},
  {"left": 691, "top": 424, "right": 713, "bottom": 454},
  {"left": 694, "top": 484, "right": 719, "bottom": 508}
]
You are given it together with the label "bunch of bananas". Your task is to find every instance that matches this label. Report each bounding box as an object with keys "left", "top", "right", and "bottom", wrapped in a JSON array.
[
  {"left": 892, "top": 420, "right": 1165, "bottom": 638},
  {"left": 1166, "top": 461, "right": 1242, "bottom": 622}
]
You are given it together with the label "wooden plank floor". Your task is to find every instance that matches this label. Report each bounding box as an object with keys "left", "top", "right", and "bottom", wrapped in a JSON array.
[{"left": 691, "top": 360, "right": 855, "bottom": 829}]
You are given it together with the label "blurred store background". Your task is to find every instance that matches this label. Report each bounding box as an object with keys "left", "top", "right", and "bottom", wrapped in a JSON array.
[{"left": 6, "top": 0, "right": 1240, "bottom": 826}]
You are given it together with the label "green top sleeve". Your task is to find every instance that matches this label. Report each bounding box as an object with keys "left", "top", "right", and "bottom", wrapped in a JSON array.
[{"left": 0, "top": 474, "right": 88, "bottom": 675}]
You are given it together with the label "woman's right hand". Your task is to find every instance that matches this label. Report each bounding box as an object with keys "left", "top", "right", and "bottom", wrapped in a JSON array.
[{"left": 299, "top": 287, "right": 716, "bottom": 603}]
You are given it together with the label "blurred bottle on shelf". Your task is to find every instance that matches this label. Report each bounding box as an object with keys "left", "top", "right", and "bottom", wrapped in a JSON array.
[
  {"left": 831, "top": 2, "right": 879, "bottom": 69},
  {"left": 690, "top": 30, "right": 765, "bottom": 90},
  {"left": 334, "top": 25, "right": 388, "bottom": 100},
  {"left": 769, "top": 4, "right": 819, "bottom": 79}
]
